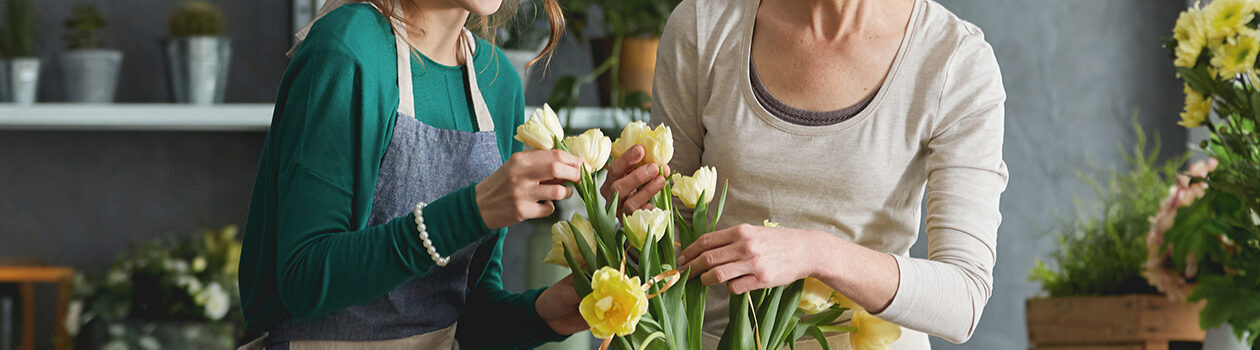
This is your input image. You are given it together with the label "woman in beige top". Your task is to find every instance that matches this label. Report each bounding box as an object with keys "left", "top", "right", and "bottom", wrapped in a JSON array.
[{"left": 601, "top": 0, "right": 1008, "bottom": 348}]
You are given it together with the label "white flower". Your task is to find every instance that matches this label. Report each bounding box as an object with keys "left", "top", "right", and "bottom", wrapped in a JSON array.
[
  {"left": 191, "top": 256, "right": 207, "bottom": 273},
  {"left": 64, "top": 300, "right": 84, "bottom": 336},
  {"left": 200, "top": 282, "right": 230, "bottom": 320}
]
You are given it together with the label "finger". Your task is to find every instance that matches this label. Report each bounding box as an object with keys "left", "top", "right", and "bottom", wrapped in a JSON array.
[
  {"left": 607, "top": 145, "right": 645, "bottom": 178},
  {"left": 700, "top": 261, "right": 752, "bottom": 286},
  {"left": 520, "top": 201, "right": 556, "bottom": 221},
  {"left": 611, "top": 164, "right": 664, "bottom": 202},
  {"left": 531, "top": 184, "right": 573, "bottom": 201},
  {"left": 528, "top": 158, "right": 582, "bottom": 183},
  {"left": 683, "top": 244, "right": 745, "bottom": 277},
  {"left": 727, "top": 275, "right": 764, "bottom": 295},
  {"left": 622, "top": 176, "right": 666, "bottom": 213},
  {"left": 678, "top": 227, "right": 743, "bottom": 266}
]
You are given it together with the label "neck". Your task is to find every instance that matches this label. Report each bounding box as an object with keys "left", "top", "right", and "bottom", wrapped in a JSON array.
[
  {"left": 401, "top": 0, "right": 470, "bottom": 65},
  {"left": 790, "top": 0, "right": 903, "bottom": 41}
]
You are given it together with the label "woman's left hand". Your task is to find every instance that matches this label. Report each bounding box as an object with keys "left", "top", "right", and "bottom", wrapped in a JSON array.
[
  {"left": 535, "top": 276, "right": 589, "bottom": 335},
  {"left": 677, "top": 224, "right": 834, "bottom": 294}
]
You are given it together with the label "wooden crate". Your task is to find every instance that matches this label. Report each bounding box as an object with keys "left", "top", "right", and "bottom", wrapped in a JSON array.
[{"left": 1027, "top": 295, "right": 1206, "bottom": 350}]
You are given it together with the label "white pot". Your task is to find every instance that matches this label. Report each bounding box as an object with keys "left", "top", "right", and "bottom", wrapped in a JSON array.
[
  {"left": 1203, "top": 324, "right": 1250, "bottom": 350},
  {"left": 1, "top": 57, "right": 41, "bottom": 104},
  {"left": 61, "top": 49, "right": 124, "bottom": 103}
]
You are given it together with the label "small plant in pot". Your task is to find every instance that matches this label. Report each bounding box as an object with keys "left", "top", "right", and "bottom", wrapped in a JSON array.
[
  {"left": 62, "top": 4, "right": 123, "bottom": 103},
  {"left": 164, "top": 0, "right": 231, "bottom": 105},
  {"left": 0, "top": 0, "right": 41, "bottom": 104}
]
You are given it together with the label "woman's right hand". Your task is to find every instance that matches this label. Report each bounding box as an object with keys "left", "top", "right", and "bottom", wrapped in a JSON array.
[
  {"left": 476, "top": 150, "right": 584, "bottom": 229},
  {"left": 601, "top": 145, "right": 671, "bottom": 217}
]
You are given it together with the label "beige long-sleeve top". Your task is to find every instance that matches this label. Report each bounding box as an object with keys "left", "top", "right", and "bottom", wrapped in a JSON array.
[{"left": 651, "top": 0, "right": 1008, "bottom": 347}]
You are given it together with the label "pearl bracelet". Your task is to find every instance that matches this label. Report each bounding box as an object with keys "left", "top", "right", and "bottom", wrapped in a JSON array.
[{"left": 414, "top": 201, "right": 450, "bottom": 266}]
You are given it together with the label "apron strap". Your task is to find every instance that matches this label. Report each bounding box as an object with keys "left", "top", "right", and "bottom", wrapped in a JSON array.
[{"left": 460, "top": 30, "right": 495, "bottom": 132}]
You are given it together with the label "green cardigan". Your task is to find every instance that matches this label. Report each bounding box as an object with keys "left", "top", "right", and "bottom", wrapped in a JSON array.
[{"left": 238, "top": 4, "right": 562, "bottom": 348}]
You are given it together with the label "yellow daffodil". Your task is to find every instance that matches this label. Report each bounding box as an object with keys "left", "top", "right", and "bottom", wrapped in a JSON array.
[
  {"left": 798, "top": 277, "right": 837, "bottom": 314},
  {"left": 580, "top": 267, "right": 650, "bottom": 339},
  {"left": 670, "top": 166, "right": 717, "bottom": 209},
  {"left": 1210, "top": 28, "right": 1260, "bottom": 79},
  {"left": 1180, "top": 85, "right": 1213, "bottom": 128},
  {"left": 543, "top": 214, "right": 598, "bottom": 267},
  {"left": 565, "top": 129, "right": 612, "bottom": 173},
  {"left": 612, "top": 122, "right": 674, "bottom": 166},
  {"left": 1203, "top": 0, "right": 1257, "bottom": 42},
  {"left": 515, "top": 104, "right": 564, "bottom": 150},
  {"left": 1173, "top": 7, "right": 1209, "bottom": 68},
  {"left": 850, "top": 309, "right": 902, "bottom": 350},
  {"left": 624, "top": 208, "right": 669, "bottom": 250}
]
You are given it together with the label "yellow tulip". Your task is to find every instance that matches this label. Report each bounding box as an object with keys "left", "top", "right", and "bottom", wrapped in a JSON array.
[
  {"left": 1180, "top": 85, "right": 1212, "bottom": 128},
  {"left": 565, "top": 129, "right": 612, "bottom": 173},
  {"left": 611, "top": 121, "right": 650, "bottom": 157},
  {"left": 850, "top": 309, "right": 902, "bottom": 350},
  {"left": 624, "top": 208, "right": 669, "bottom": 250},
  {"left": 670, "top": 166, "right": 717, "bottom": 209},
  {"left": 515, "top": 104, "right": 564, "bottom": 150},
  {"left": 612, "top": 122, "right": 674, "bottom": 166},
  {"left": 798, "top": 277, "right": 836, "bottom": 314},
  {"left": 580, "top": 267, "right": 650, "bottom": 339},
  {"left": 543, "top": 214, "right": 598, "bottom": 268}
]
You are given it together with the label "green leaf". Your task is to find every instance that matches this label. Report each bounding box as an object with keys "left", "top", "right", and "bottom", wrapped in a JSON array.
[{"left": 563, "top": 247, "right": 592, "bottom": 296}]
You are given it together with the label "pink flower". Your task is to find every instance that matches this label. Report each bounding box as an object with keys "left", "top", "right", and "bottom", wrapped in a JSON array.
[{"left": 1143, "top": 159, "right": 1217, "bottom": 301}]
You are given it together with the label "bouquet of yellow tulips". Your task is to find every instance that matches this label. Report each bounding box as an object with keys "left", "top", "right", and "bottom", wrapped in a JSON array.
[
  {"left": 519, "top": 105, "right": 901, "bottom": 349},
  {"left": 1154, "top": 0, "right": 1260, "bottom": 346}
]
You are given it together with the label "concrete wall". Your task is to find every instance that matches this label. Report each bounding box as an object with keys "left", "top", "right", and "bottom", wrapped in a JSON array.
[
  {"left": 918, "top": 1, "right": 1188, "bottom": 349},
  {"left": 0, "top": 0, "right": 1190, "bottom": 349}
]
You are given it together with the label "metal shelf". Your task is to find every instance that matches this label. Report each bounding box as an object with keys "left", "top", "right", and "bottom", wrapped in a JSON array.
[{"left": 0, "top": 104, "right": 640, "bottom": 132}]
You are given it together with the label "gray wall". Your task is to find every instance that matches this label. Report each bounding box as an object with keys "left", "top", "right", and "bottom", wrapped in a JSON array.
[
  {"left": 918, "top": 0, "right": 1188, "bottom": 349},
  {"left": 0, "top": 0, "right": 1190, "bottom": 349}
]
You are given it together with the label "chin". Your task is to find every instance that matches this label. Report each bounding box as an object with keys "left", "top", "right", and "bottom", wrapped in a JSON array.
[{"left": 461, "top": 0, "right": 502, "bottom": 16}]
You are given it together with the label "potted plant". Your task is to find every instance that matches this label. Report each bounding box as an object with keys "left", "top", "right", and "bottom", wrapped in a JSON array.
[
  {"left": 163, "top": 0, "right": 230, "bottom": 104},
  {"left": 498, "top": 0, "right": 551, "bottom": 94},
  {"left": 1026, "top": 121, "right": 1208, "bottom": 349},
  {"left": 61, "top": 4, "right": 123, "bottom": 103},
  {"left": 0, "top": 0, "right": 40, "bottom": 105},
  {"left": 560, "top": 0, "right": 679, "bottom": 107},
  {"left": 65, "top": 226, "right": 245, "bottom": 349}
]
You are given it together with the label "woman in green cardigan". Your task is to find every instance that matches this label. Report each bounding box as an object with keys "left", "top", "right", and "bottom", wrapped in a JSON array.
[{"left": 237, "top": 0, "right": 587, "bottom": 348}]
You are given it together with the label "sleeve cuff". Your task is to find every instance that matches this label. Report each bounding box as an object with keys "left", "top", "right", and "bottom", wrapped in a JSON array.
[{"left": 421, "top": 184, "right": 493, "bottom": 257}]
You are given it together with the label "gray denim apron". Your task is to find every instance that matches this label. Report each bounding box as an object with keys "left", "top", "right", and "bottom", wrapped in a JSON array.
[{"left": 255, "top": 11, "right": 504, "bottom": 349}]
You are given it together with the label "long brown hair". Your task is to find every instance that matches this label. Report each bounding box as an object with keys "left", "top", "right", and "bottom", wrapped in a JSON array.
[{"left": 365, "top": 0, "right": 565, "bottom": 69}]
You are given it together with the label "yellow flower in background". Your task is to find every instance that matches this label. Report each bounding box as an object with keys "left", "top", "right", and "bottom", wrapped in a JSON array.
[
  {"left": 543, "top": 214, "right": 598, "bottom": 267},
  {"left": 670, "top": 166, "right": 718, "bottom": 209},
  {"left": 1180, "top": 85, "right": 1213, "bottom": 128},
  {"left": 565, "top": 129, "right": 612, "bottom": 173},
  {"left": 580, "top": 267, "right": 650, "bottom": 339},
  {"left": 1173, "top": 7, "right": 1209, "bottom": 68},
  {"left": 1210, "top": 28, "right": 1260, "bottom": 79},
  {"left": 1203, "top": 0, "right": 1257, "bottom": 41},
  {"left": 798, "top": 277, "right": 837, "bottom": 314},
  {"left": 624, "top": 208, "right": 669, "bottom": 250},
  {"left": 850, "top": 308, "right": 902, "bottom": 350},
  {"left": 515, "top": 104, "right": 564, "bottom": 150},
  {"left": 612, "top": 122, "right": 674, "bottom": 166}
]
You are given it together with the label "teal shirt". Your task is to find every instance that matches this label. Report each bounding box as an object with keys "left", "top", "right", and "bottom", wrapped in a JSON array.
[{"left": 238, "top": 4, "right": 562, "bottom": 348}]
